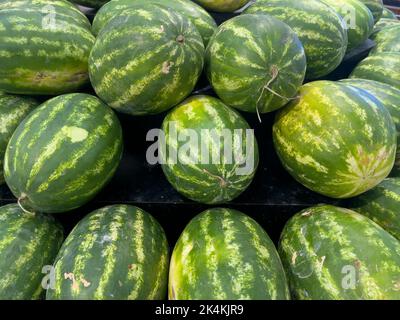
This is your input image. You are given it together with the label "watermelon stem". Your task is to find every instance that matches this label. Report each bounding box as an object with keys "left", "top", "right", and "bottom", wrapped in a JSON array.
[
  {"left": 202, "top": 169, "right": 228, "bottom": 187},
  {"left": 17, "top": 194, "right": 34, "bottom": 215}
]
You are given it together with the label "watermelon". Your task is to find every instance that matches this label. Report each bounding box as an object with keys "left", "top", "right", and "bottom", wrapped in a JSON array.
[
  {"left": 346, "top": 178, "right": 400, "bottom": 240},
  {"left": 381, "top": 7, "right": 398, "bottom": 20},
  {"left": 0, "top": 0, "right": 95, "bottom": 95},
  {"left": 169, "top": 208, "right": 290, "bottom": 300},
  {"left": 279, "top": 205, "right": 400, "bottom": 300},
  {"left": 371, "top": 18, "right": 400, "bottom": 36},
  {"left": 205, "top": 14, "right": 306, "bottom": 114},
  {"left": 92, "top": 0, "right": 217, "bottom": 46},
  {"left": 359, "top": 0, "right": 383, "bottom": 23},
  {"left": 4, "top": 93, "right": 123, "bottom": 214},
  {"left": 273, "top": 81, "right": 396, "bottom": 199},
  {"left": 370, "top": 25, "right": 400, "bottom": 54},
  {"left": 321, "top": 0, "right": 374, "bottom": 51},
  {"left": 0, "top": 93, "right": 38, "bottom": 185},
  {"left": 160, "top": 95, "right": 259, "bottom": 204},
  {"left": 350, "top": 52, "right": 400, "bottom": 90},
  {"left": 69, "top": 0, "right": 108, "bottom": 8},
  {"left": 340, "top": 79, "right": 400, "bottom": 175},
  {"left": 0, "top": 204, "right": 63, "bottom": 300},
  {"left": 89, "top": 4, "right": 204, "bottom": 116},
  {"left": 47, "top": 205, "right": 169, "bottom": 300},
  {"left": 192, "top": 0, "right": 250, "bottom": 12},
  {"left": 244, "top": 0, "right": 348, "bottom": 79}
]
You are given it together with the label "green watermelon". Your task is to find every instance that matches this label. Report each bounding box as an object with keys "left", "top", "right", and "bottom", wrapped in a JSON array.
[
  {"left": 273, "top": 81, "right": 396, "bottom": 199},
  {"left": 381, "top": 7, "right": 398, "bottom": 19},
  {"left": 370, "top": 25, "right": 400, "bottom": 54},
  {"left": 47, "top": 205, "right": 169, "bottom": 300},
  {"left": 0, "top": 0, "right": 95, "bottom": 95},
  {"left": 0, "top": 204, "right": 63, "bottom": 300},
  {"left": 69, "top": 0, "right": 108, "bottom": 8},
  {"left": 169, "top": 208, "right": 290, "bottom": 300},
  {"left": 160, "top": 95, "right": 259, "bottom": 204},
  {"left": 89, "top": 4, "right": 204, "bottom": 116},
  {"left": 0, "top": 93, "right": 38, "bottom": 185},
  {"left": 350, "top": 52, "right": 400, "bottom": 90},
  {"left": 193, "top": 0, "right": 250, "bottom": 12},
  {"left": 371, "top": 18, "right": 400, "bottom": 36},
  {"left": 205, "top": 14, "right": 306, "bottom": 114},
  {"left": 340, "top": 79, "right": 400, "bottom": 176},
  {"left": 244, "top": 0, "right": 348, "bottom": 79},
  {"left": 279, "top": 205, "right": 400, "bottom": 300},
  {"left": 346, "top": 178, "right": 400, "bottom": 240},
  {"left": 359, "top": 0, "right": 383, "bottom": 23},
  {"left": 321, "top": 0, "right": 374, "bottom": 51},
  {"left": 92, "top": 0, "right": 217, "bottom": 46},
  {"left": 4, "top": 93, "right": 123, "bottom": 214}
]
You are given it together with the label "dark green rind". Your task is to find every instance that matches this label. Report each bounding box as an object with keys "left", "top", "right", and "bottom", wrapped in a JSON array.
[
  {"left": 205, "top": 14, "right": 306, "bottom": 113},
  {"left": 279, "top": 205, "right": 400, "bottom": 300},
  {"left": 0, "top": 204, "right": 63, "bottom": 300},
  {"left": 160, "top": 95, "right": 259, "bottom": 204},
  {"left": 350, "top": 52, "right": 400, "bottom": 90},
  {"left": 346, "top": 178, "right": 400, "bottom": 240},
  {"left": 169, "top": 208, "right": 290, "bottom": 300},
  {"left": 381, "top": 7, "right": 397, "bottom": 19},
  {"left": 273, "top": 81, "right": 397, "bottom": 199},
  {"left": 0, "top": 92, "right": 38, "bottom": 184},
  {"left": 370, "top": 25, "right": 400, "bottom": 54},
  {"left": 244, "top": 0, "right": 348, "bottom": 79},
  {"left": 193, "top": 0, "right": 249, "bottom": 13},
  {"left": 359, "top": 0, "right": 383, "bottom": 23},
  {"left": 89, "top": 4, "right": 205, "bottom": 116},
  {"left": 0, "top": 0, "right": 95, "bottom": 95},
  {"left": 47, "top": 205, "right": 169, "bottom": 300},
  {"left": 69, "top": 0, "right": 108, "bottom": 8},
  {"left": 4, "top": 93, "right": 123, "bottom": 213}
]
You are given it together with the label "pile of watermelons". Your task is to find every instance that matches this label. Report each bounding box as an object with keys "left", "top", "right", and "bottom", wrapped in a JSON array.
[{"left": 0, "top": 0, "right": 399, "bottom": 300}]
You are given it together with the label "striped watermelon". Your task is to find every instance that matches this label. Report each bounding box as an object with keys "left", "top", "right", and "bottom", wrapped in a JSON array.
[
  {"left": 69, "top": 0, "right": 108, "bottom": 8},
  {"left": 160, "top": 95, "right": 259, "bottom": 204},
  {"left": 346, "top": 178, "right": 400, "bottom": 240},
  {"left": 371, "top": 18, "right": 400, "bottom": 36},
  {"left": 244, "top": 0, "right": 348, "bottom": 79},
  {"left": 92, "top": 0, "right": 217, "bottom": 46},
  {"left": 89, "top": 4, "right": 204, "bottom": 116},
  {"left": 0, "top": 0, "right": 95, "bottom": 95},
  {"left": 0, "top": 93, "right": 38, "bottom": 185},
  {"left": 370, "top": 25, "right": 400, "bottom": 54},
  {"left": 350, "top": 52, "right": 400, "bottom": 90},
  {"left": 273, "top": 81, "right": 397, "bottom": 199},
  {"left": 205, "top": 14, "right": 306, "bottom": 114},
  {"left": 279, "top": 205, "right": 400, "bottom": 300},
  {"left": 169, "top": 208, "right": 290, "bottom": 300},
  {"left": 321, "top": 0, "right": 374, "bottom": 51},
  {"left": 340, "top": 79, "right": 400, "bottom": 175},
  {"left": 4, "top": 93, "right": 123, "bottom": 214},
  {"left": 359, "top": 0, "right": 383, "bottom": 23},
  {"left": 46, "top": 205, "right": 169, "bottom": 300},
  {"left": 0, "top": 204, "right": 64, "bottom": 300},
  {"left": 193, "top": 0, "right": 250, "bottom": 12},
  {"left": 381, "top": 7, "right": 398, "bottom": 20}
]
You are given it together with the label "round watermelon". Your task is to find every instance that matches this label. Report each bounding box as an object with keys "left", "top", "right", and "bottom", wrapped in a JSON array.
[
  {"left": 193, "top": 0, "right": 250, "bottom": 13},
  {"left": 370, "top": 25, "right": 400, "bottom": 54},
  {"left": 4, "top": 93, "right": 123, "bottom": 213},
  {"left": 0, "top": 0, "right": 95, "bottom": 95},
  {"left": 340, "top": 79, "right": 400, "bottom": 176},
  {"left": 350, "top": 52, "right": 400, "bottom": 90},
  {"left": 92, "top": 0, "right": 217, "bottom": 46},
  {"left": 346, "top": 178, "right": 400, "bottom": 240},
  {"left": 359, "top": 0, "right": 383, "bottom": 23},
  {"left": 0, "top": 204, "right": 63, "bottom": 300},
  {"left": 273, "top": 81, "right": 397, "bottom": 199},
  {"left": 89, "top": 4, "right": 204, "bottom": 116},
  {"left": 321, "top": 0, "right": 374, "bottom": 51},
  {"left": 0, "top": 92, "right": 38, "bottom": 185},
  {"left": 244, "top": 0, "right": 348, "bottom": 79},
  {"left": 205, "top": 14, "right": 306, "bottom": 114},
  {"left": 279, "top": 205, "right": 400, "bottom": 300},
  {"left": 371, "top": 18, "right": 400, "bottom": 36},
  {"left": 69, "top": 0, "right": 108, "bottom": 8},
  {"left": 160, "top": 95, "right": 259, "bottom": 204},
  {"left": 169, "top": 208, "right": 290, "bottom": 300},
  {"left": 381, "top": 7, "right": 397, "bottom": 19},
  {"left": 47, "top": 205, "right": 169, "bottom": 300}
]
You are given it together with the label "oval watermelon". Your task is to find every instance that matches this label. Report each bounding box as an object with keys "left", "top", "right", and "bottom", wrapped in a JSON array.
[
  {"left": 205, "top": 14, "right": 306, "bottom": 114},
  {"left": 169, "top": 208, "right": 290, "bottom": 300},
  {"left": 0, "top": 204, "right": 63, "bottom": 300},
  {"left": 346, "top": 178, "right": 400, "bottom": 240},
  {"left": 371, "top": 18, "right": 400, "bottom": 36},
  {"left": 4, "top": 93, "right": 123, "bottom": 213},
  {"left": 370, "top": 25, "right": 400, "bottom": 54},
  {"left": 244, "top": 0, "right": 348, "bottom": 79},
  {"left": 193, "top": 0, "right": 250, "bottom": 12},
  {"left": 0, "top": 92, "right": 38, "bottom": 185},
  {"left": 69, "top": 0, "right": 108, "bottom": 8},
  {"left": 350, "top": 52, "right": 400, "bottom": 90},
  {"left": 273, "top": 81, "right": 397, "bottom": 199},
  {"left": 46, "top": 205, "right": 169, "bottom": 300},
  {"left": 340, "top": 79, "right": 400, "bottom": 176},
  {"left": 92, "top": 0, "right": 217, "bottom": 46},
  {"left": 279, "top": 205, "right": 400, "bottom": 300},
  {"left": 381, "top": 7, "right": 397, "bottom": 19},
  {"left": 359, "top": 0, "right": 383, "bottom": 23},
  {"left": 0, "top": 0, "right": 95, "bottom": 95},
  {"left": 89, "top": 4, "right": 204, "bottom": 116}
]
